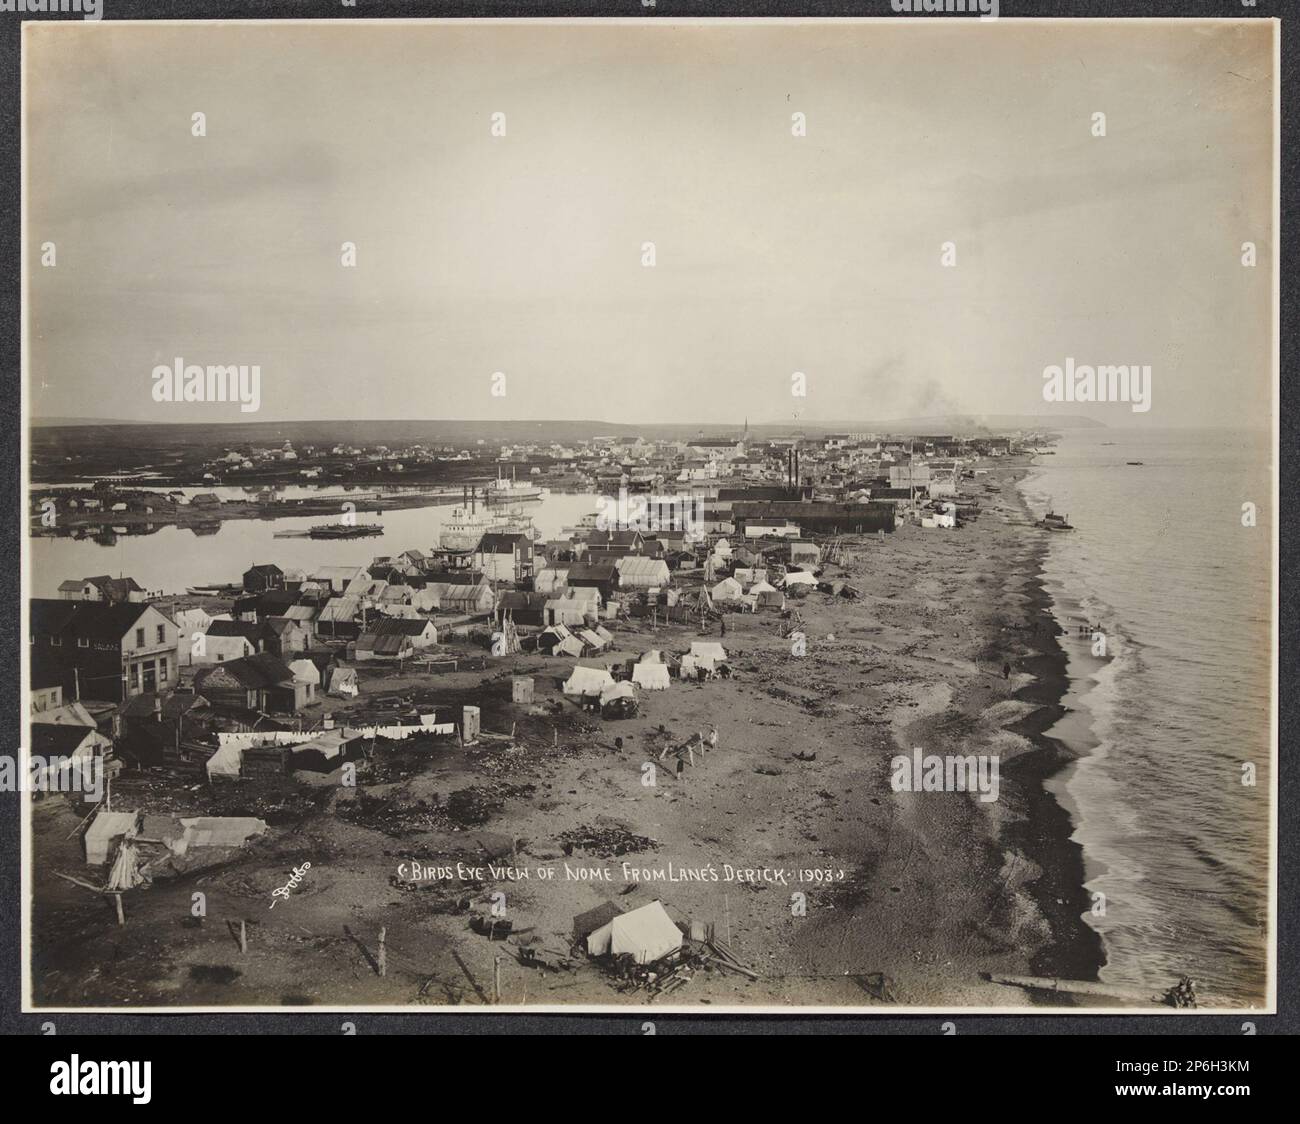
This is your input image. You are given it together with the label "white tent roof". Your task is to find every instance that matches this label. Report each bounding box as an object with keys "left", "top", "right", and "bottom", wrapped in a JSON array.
[
  {"left": 689, "top": 642, "right": 728, "bottom": 662},
  {"left": 554, "top": 636, "right": 585, "bottom": 658},
  {"left": 586, "top": 900, "right": 682, "bottom": 964},
  {"left": 563, "top": 665, "right": 616, "bottom": 697},
  {"left": 782, "top": 570, "right": 819, "bottom": 587},
  {"left": 632, "top": 662, "right": 671, "bottom": 690},
  {"left": 328, "top": 666, "right": 358, "bottom": 697},
  {"left": 711, "top": 577, "right": 743, "bottom": 600},
  {"left": 600, "top": 681, "right": 636, "bottom": 706}
]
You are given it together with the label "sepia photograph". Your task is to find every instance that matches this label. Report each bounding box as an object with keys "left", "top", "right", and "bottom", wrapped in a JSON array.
[{"left": 19, "top": 14, "right": 1277, "bottom": 1016}]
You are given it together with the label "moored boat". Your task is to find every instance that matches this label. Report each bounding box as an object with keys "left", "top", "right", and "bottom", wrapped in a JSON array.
[
  {"left": 1037, "top": 510, "right": 1075, "bottom": 531},
  {"left": 308, "top": 522, "right": 384, "bottom": 539}
]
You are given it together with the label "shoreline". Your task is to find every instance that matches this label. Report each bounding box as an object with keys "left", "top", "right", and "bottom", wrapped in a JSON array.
[{"left": 1000, "top": 468, "right": 1107, "bottom": 990}]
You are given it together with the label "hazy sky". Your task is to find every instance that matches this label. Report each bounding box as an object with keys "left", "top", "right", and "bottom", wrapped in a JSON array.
[{"left": 25, "top": 19, "right": 1275, "bottom": 428}]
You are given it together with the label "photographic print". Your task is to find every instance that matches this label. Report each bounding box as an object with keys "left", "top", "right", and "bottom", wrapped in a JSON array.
[{"left": 20, "top": 15, "right": 1277, "bottom": 1014}]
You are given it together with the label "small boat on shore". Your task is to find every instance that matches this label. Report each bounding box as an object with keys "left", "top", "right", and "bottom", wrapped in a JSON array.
[
  {"left": 1127, "top": 461, "right": 1144, "bottom": 466},
  {"left": 1037, "top": 510, "right": 1075, "bottom": 531}
]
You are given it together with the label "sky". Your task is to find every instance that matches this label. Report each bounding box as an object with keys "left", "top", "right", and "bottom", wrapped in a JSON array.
[{"left": 24, "top": 18, "right": 1275, "bottom": 429}]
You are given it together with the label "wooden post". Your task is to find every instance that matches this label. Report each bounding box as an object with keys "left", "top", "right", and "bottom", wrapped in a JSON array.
[
  {"left": 493, "top": 955, "right": 501, "bottom": 1004},
  {"left": 239, "top": 918, "right": 247, "bottom": 954},
  {"left": 112, "top": 892, "right": 124, "bottom": 927},
  {"left": 378, "top": 927, "right": 387, "bottom": 977}
]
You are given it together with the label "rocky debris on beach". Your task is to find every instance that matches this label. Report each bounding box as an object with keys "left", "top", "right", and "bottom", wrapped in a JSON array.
[{"left": 558, "top": 824, "right": 657, "bottom": 858}]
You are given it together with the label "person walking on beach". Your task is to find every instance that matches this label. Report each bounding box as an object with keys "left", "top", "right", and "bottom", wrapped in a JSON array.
[{"left": 1002, "top": 661, "right": 1011, "bottom": 680}]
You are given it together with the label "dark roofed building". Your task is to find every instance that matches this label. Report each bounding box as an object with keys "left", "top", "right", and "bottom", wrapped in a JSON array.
[
  {"left": 255, "top": 589, "right": 299, "bottom": 619},
  {"left": 566, "top": 559, "right": 621, "bottom": 599},
  {"left": 472, "top": 533, "right": 534, "bottom": 583},
  {"left": 355, "top": 617, "right": 438, "bottom": 660},
  {"left": 194, "top": 652, "right": 306, "bottom": 713},
  {"left": 497, "top": 590, "right": 550, "bottom": 628},
  {"left": 730, "top": 500, "right": 895, "bottom": 535},
  {"left": 242, "top": 563, "right": 285, "bottom": 594},
  {"left": 118, "top": 692, "right": 213, "bottom": 768},
  {"left": 29, "top": 598, "right": 179, "bottom": 703}
]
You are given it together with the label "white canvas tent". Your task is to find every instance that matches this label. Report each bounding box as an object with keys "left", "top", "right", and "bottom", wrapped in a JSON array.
[
  {"left": 632, "top": 662, "right": 671, "bottom": 690},
  {"left": 599, "top": 681, "right": 636, "bottom": 707},
  {"left": 585, "top": 900, "right": 682, "bottom": 964},
  {"left": 616, "top": 556, "right": 672, "bottom": 589},
  {"left": 782, "top": 570, "right": 819, "bottom": 588},
  {"left": 689, "top": 642, "right": 728, "bottom": 663},
  {"left": 711, "top": 577, "right": 743, "bottom": 602},
  {"left": 579, "top": 628, "right": 609, "bottom": 653},
  {"left": 554, "top": 635, "right": 584, "bottom": 658},
  {"left": 563, "top": 665, "right": 616, "bottom": 698},
  {"left": 328, "top": 666, "right": 358, "bottom": 698}
]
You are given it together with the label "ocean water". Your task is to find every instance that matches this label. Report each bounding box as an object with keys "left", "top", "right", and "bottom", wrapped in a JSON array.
[{"left": 1019, "top": 428, "right": 1273, "bottom": 1005}]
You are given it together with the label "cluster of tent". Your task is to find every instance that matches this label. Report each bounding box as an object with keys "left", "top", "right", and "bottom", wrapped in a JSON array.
[
  {"left": 709, "top": 574, "right": 786, "bottom": 611},
  {"left": 539, "top": 623, "right": 615, "bottom": 658},
  {"left": 561, "top": 664, "right": 638, "bottom": 717},
  {"left": 560, "top": 642, "right": 729, "bottom": 708}
]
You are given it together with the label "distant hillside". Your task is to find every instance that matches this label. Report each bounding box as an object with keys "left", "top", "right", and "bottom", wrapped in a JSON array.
[
  {"left": 29, "top": 412, "right": 1102, "bottom": 442},
  {"left": 31, "top": 417, "right": 139, "bottom": 428}
]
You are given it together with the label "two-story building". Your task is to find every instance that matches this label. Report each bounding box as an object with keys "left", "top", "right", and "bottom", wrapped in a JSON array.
[{"left": 30, "top": 599, "right": 179, "bottom": 703}]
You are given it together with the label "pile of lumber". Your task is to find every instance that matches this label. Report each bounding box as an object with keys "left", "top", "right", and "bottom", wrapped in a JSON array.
[{"left": 703, "top": 938, "right": 758, "bottom": 980}]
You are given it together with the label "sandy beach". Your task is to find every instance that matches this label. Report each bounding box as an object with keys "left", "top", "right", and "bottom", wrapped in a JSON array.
[{"left": 30, "top": 460, "right": 1105, "bottom": 1011}]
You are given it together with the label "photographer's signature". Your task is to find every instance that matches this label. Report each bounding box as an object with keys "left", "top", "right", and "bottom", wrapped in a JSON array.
[{"left": 269, "top": 863, "right": 311, "bottom": 909}]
